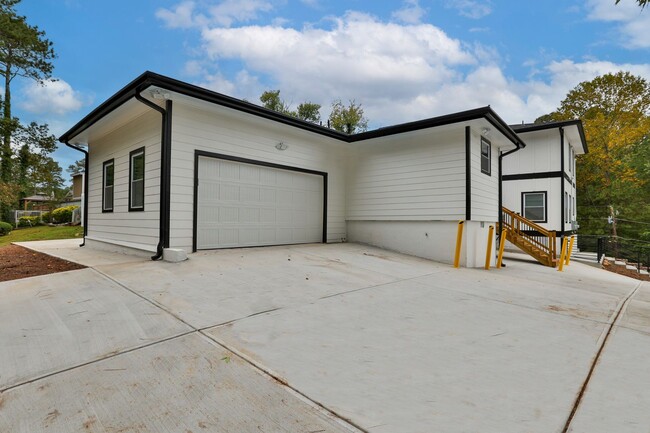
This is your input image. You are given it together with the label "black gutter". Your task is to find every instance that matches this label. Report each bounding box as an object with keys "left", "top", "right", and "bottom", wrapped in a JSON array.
[
  {"left": 60, "top": 71, "right": 526, "bottom": 150},
  {"left": 63, "top": 141, "right": 88, "bottom": 247},
  {"left": 134, "top": 89, "right": 172, "bottom": 260}
]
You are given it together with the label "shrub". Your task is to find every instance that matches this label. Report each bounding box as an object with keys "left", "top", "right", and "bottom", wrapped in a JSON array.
[
  {"left": 18, "top": 216, "right": 42, "bottom": 227},
  {"left": 51, "top": 205, "right": 79, "bottom": 224},
  {"left": 41, "top": 211, "right": 52, "bottom": 223},
  {"left": 0, "top": 221, "right": 12, "bottom": 236}
]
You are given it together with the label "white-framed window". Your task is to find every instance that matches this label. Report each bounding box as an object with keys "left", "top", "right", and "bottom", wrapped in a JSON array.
[
  {"left": 129, "top": 148, "right": 145, "bottom": 211},
  {"left": 522, "top": 191, "right": 546, "bottom": 222},
  {"left": 102, "top": 159, "right": 114, "bottom": 212},
  {"left": 481, "top": 136, "right": 491, "bottom": 176}
]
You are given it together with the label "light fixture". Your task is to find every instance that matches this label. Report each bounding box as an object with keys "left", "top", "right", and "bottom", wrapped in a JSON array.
[
  {"left": 150, "top": 89, "right": 171, "bottom": 100},
  {"left": 275, "top": 142, "right": 288, "bottom": 151}
]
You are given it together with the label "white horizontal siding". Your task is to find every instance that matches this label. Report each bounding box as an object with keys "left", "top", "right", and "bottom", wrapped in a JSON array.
[
  {"left": 87, "top": 110, "right": 161, "bottom": 250},
  {"left": 346, "top": 129, "right": 466, "bottom": 221},
  {"left": 470, "top": 129, "right": 499, "bottom": 222},
  {"left": 502, "top": 177, "right": 562, "bottom": 231},
  {"left": 169, "top": 100, "right": 348, "bottom": 251},
  {"left": 503, "top": 129, "right": 560, "bottom": 176}
]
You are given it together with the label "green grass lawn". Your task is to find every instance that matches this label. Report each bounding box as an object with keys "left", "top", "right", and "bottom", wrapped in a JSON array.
[{"left": 0, "top": 225, "right": 84, "bottom": 247}]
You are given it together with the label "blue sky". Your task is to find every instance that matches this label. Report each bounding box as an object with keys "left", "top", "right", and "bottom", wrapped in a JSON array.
[{"left": 9, "top": 0, "right": 650, "bottom": 177}]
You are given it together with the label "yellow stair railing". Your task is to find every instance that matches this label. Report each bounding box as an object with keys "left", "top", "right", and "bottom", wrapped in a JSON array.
[{"left": 501, "top": 206, "right": 557, "bottom": 267}]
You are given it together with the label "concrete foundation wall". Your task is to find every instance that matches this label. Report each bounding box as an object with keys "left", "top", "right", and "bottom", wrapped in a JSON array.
[{"left": 347, "top": 220, "right": 497, "bottom": 268}]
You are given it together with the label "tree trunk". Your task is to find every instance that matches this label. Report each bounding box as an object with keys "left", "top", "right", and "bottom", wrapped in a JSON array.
[{"left": 1, "top": 60, "right": 13, "bottom": 182}]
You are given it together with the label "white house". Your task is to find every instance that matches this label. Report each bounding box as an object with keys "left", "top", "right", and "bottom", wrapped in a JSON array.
[
  {"left": 502, "top": 120, "right": 588, "bottom": 240},
  {"left": 60, "top": 72, "right": 525, "bottom": 267}
]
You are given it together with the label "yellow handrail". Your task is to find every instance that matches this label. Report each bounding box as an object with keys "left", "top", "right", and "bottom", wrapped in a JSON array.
[{"left": 501, "top": 206, "right": 557, "bottom": 267}]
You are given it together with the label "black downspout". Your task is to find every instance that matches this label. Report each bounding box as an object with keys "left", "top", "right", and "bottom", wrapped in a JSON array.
[
  {"left": 560, "top": 127, "right": 566, "bottom": 240},
  {"left": 498, "top": 146, "right": 522, "bottom": 241},
  {"left": 63, "top": 141, "right": 88, "bottom": 247},
  {"left": 134, "top": 90, "right": 172, "bottom": 260}
]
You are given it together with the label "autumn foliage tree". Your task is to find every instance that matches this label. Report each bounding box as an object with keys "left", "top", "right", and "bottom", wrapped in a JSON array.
[{"left": 538, "top": 72, "right": 650, "bottom": 236}]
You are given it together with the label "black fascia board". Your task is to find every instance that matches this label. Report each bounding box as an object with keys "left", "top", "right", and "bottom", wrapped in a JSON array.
[
  {"left": 59, "top": 71, "right": 526, "bottom": 149},
  {"left": 511, "top": 119, "right": 588, "bottom": 154}
]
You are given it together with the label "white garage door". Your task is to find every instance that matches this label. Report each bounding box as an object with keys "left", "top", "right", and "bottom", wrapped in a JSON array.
[{"left": 196, "top": 156, "right": 325, "bottom": 249}]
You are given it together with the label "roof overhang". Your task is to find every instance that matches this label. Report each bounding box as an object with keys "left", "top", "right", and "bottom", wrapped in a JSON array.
[
  {"left": 511, "top": 120, "right": 588, "bottom": 154},
  {"left": 59, "top": 71, "right": 526, "bottom": 151}
]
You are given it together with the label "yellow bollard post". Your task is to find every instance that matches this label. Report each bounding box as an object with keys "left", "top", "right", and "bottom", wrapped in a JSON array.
[
  {"left": 565, "top": 235, "right": 575, "bottom": 266},
  {"left": 453, "top": 221, "right": 464, "bottom": 268},
  {"left": 558, "top": 236, "right": 569, "bottom": 271},
  {"left": 485, "top": 225, "right": 494, "bottom": 270},
  {"left": 496, "top": 229, "right": 507, "bottom": 269}
]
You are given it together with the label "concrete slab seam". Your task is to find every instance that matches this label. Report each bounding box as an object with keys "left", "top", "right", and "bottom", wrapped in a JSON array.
[
  {"left": 0, "top": 330, "right": 197, "bottom": 393},
  {"left": 91, "top": 268, "right": 198, "bottom": 331},
  {"left": 199, "top": 331, "right": 369, "bottom": 433},
  {"left": 561, "top": 281, "right": 643, "bottom": 433}
]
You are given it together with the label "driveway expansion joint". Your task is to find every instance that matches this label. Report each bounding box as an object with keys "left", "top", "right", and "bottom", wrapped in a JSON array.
[{"left": 561, "top": 281, "right": 643, "bottom": 433}]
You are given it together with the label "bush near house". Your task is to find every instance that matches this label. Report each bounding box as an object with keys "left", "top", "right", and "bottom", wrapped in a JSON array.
[
  {"left": 51, "top": 205, "right": 79, "bottom": 224},
  {"left": 41, "top": 211, "right": 51, "bottom": 223},
  {"left": 0, "top": 221, "right": 12, "bottom": 236},
  {"left": 18, "top": 216, "right": 42, "bottom": 227}
]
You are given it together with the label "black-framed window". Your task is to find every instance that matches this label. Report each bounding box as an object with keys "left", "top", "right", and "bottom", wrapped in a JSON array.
[
  {"left": 102, "top": 159, "right": 114, "bottom": 212},
  {"left": 522, "top": 191, "right": 546, "bottom": 222},
  {"left": 480, "top": 136, "right": 491, "bottom": 175},
  {"left": 129, "top": 147, "right": 145, "bottom": 211}
]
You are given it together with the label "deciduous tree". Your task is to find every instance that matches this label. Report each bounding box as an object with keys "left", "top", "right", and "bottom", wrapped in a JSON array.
[{"left": 328, "top": 100, "right": 368, "bottom": 134}]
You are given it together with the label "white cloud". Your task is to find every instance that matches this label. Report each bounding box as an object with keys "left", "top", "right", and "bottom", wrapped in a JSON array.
[
  {"left": 446, "top": 0, "right": 492, "bottom": 19},
  {"left": 161, "top": 4, "right": 650, "bottom": 127},
  {"left": 156, "top": 1, "right": 201, "bottom": 29},
  {"left": 20, "top": 79, "right": 86, "bottom": 116},
  {"left": 392, "top": 0, "right": 426, "bottom": 24},
  {"left": 209, "top": 0, "right": 273, "bottom": 27},
  {"left": 157, "top": 0, "right": 273, "bottom": 29},
  {"left": 587, "top": 0, "right": 650, "bottom": 49}
]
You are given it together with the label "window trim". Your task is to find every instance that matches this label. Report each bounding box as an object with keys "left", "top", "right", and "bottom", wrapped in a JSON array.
[
  {"left": 102, "top": 159, "right": 114, "bottom": 213},
  {"left": 521, "top": 191, "right": 547, "bottom": 223},
  {"left": 129, "top": 147, "right": 145, "bottom": 212},
  {"left": 480, "top": 136, "right": 491, "bottom": 176}
]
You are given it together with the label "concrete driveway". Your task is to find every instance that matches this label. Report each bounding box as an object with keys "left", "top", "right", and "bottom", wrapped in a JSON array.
[{"left": 1, "top": 240, "right": 649, "bottom": 432}]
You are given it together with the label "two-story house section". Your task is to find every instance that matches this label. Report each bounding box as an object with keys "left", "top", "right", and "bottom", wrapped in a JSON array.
[{"left": 502, "top": 120, "right": 588, "bottom": 242}]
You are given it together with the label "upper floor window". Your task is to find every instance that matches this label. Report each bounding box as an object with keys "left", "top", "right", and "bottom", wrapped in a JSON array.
[
  {"left": 481, "top": 137, "right": 491, "bottom": 176},
  {"left": 102, "top": 159, "right": 114, "bottom": 212},
  {"left": 129, "top": 148, "right": 145, "bottom": 211},
  {"left": 522, "top": 191, "right": 546, "bottom": 222}
]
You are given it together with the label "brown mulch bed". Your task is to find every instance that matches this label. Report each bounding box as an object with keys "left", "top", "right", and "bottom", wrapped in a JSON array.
[
  {"left": 0, "top": 245, "right": 86, "bottom": 282},
  {"left": 602, "top": 259, "right": 650, "bottom": 282}
]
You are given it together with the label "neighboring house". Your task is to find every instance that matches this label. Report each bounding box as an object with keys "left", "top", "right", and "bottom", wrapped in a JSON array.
[
  {"left": 21, "top": 193, "right": 54, "bottom": 211},
  {"left": 502, "top": 120, "right": 588, "bottom": 241},
  {"left": 59, "top": 71, "right": 525, "bottom": 267},
  {"left": 61, "top": 172, "right": 84, "bottom": 207}
]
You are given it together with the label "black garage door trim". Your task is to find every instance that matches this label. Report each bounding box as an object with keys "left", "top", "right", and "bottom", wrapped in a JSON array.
[{"left": 192, "top": 150, "right": 328, "bottom": 252}]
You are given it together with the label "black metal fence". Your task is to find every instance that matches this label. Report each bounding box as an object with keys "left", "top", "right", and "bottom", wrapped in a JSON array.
[{"left": 579, "top": 234, "right": 650, "bottom": 271}]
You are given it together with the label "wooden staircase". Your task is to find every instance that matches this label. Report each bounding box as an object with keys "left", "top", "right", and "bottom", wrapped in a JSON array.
[{"left": 501, "top": 206, "right": 557, "bottom": 267}]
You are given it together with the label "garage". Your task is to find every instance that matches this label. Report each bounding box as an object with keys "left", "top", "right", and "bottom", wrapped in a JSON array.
[{"left": 194, "top": 153, "right": 326, "bottom": 250}]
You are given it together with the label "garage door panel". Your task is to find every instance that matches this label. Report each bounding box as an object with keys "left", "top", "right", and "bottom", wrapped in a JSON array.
[{"left": 197, "top": 156, "right": 324, "bottom": 249}]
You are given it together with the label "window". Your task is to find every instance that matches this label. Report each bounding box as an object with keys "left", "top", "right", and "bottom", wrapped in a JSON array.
[
  {"left": 102, "top": 160, "right": 114, "bottom": 212},
  {"left": 481, "top": 136, "right": 491, "bottom": 176},
  {"left": 522, "top": 192, "right": 546, "bottom": 222},
  {"left": 565, "top": 192, "right": 569, "bottom": 223},
  {"left": 568, "top": 147, "right": 573, "bottom": 173},
  {"left": 129, "top": 148, "right": 145, "bottom": 211}
]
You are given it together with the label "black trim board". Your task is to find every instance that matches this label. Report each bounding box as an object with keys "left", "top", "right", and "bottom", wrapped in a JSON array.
[
  {"left": 192, "top": 150, "right": 328, "bottom": 252},
  {"left": 465, "top": 126, "right": 471, "bottom": 221},
  {"left": 503, "top": 171, "right": 563, "bottom": 181},
  {"left": 560, "top": 127, "right": 565, "bottom": 238}
]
